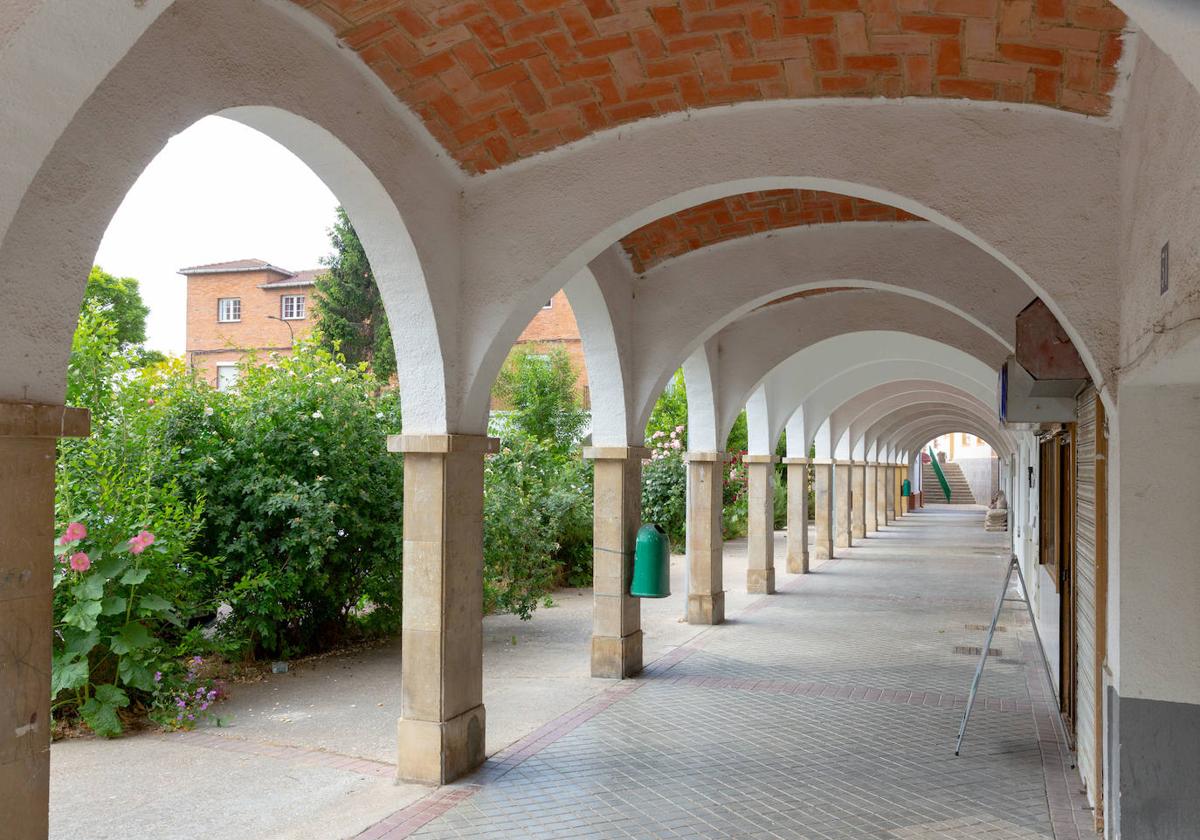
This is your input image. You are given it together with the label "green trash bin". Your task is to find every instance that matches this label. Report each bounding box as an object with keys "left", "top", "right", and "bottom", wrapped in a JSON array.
[
  {"left": 901, "top": 479, "right": 912, "bottom": 497},
  {"left": 630, "top": 524, "right": 670, "bottom": 598}
]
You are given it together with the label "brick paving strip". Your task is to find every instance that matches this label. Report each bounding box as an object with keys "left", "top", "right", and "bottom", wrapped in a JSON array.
[{"left": 1020, "top": 640, "right": 1097, "bottom": 839}]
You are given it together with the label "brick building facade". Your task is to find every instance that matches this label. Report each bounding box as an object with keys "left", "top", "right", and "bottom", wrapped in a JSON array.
[
  {"left": 180, "top": 259, "right": 320, "bottom": 389},
  {"left": 513, "top": 289, "right": 589, "bottom": 404}
]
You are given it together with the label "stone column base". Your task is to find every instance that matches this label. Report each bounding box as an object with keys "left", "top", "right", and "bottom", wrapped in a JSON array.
[
  {"left": 786, "top": 552, "right": 808, "bottom": 574},
  {"left": 746, "top": 567, "right": 776, "bottom": 594},
  {"left": 591, "top": 630, "right": 643, "bottom": 679},
  {"left": 397, "top": 704, "right": 486, "bottom": 785},
  {"left": 813, "top": 544, "right": 834, "bottom": 560},
  {"left": 688, "top": 592, "right": 725, "bottom": 625}
]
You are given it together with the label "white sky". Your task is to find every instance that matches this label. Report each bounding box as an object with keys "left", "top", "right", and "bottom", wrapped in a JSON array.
[{"left": 94, "top": 116, "right": 339, "bottom": 354}]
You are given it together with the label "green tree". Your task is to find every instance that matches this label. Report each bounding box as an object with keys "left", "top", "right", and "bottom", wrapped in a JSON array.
[
  {"left": 82, "top": 266, "right": 164, "bottom": 365},
  {"left": 83, "top": 266, "right": 149, "bottom": 347},
  {"left": 493, "top": 346, "right": 588, "bottom": 450},
  {"left": 313, "top": 207, "right": 396, "bottom": 380},
  {"left": 646, "top": 368, "right": 688, "bottom": 445}
]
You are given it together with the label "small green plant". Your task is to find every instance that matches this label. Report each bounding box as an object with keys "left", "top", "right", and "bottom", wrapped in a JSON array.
[
  {"left": 150, "top": 655, "right": 226, "bottom": 731},
  {"left": 52, "top": 524, "right": 189, "bottom": 736},
  {"left": 642, "top": 426, "right": 687, "bottom": 549}
]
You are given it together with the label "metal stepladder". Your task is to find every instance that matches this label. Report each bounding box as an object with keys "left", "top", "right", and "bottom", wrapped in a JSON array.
[{"left": 954, "top": 554, "right": 1075, "bottom": 761}]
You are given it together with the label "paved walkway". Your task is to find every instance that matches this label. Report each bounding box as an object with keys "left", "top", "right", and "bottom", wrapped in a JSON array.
[
  {"left": 52, "top": 506, "right": 1090, "bottom": 839},
  {"left": 358, "top": 507, "right": 1090, "bottom": 840}
]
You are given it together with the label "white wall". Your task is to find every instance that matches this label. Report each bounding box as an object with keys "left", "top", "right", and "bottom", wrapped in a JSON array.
[{"left": 954, "top": 456, "right": 996, "bottom": 506}]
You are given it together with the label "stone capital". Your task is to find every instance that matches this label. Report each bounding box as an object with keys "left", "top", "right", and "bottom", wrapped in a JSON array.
[
  {"left": 782, "top": 457, "right": 810, "bottom": 465},
  {"left": 810, "top": 457, "right": 834, "bottom": 466},
  {"left": 684, "top": 450, "right": 731, "bottom": 463},
  {"left": 583, "top": 445, "right": 650, "bottom": 461},
  {"left": 742, "top": 454, "right": 780, "bottom": 464},
  {"left": 387, "top": 433, "right": 499, "bottom": 454},
  {"left": 0, "top": 402, "right": 89, "bottom": 438}
]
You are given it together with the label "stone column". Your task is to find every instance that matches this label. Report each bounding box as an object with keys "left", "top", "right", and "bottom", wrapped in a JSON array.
[
  {"left": 784, "top": 458, "right": 810, "bottom": 573},
  {"left": 686, "top": 451, "right": 726, "bottom": 624},
  {"left": 892, "top": 465, "right": 903, "bottom": 520},
  {"left": 0, "top": 403, "right": 88, "bottom": 839},
  {"left": 851, "top": 461, "right": 867, "bottom": 539},
  {"left": 812, "top": 459, "right": 835, "bottom": 559},
  {"left": 745, "top": 455, "right": 778, "bottom": 594},
  {"left": 834, "top": 460, "right": 852, "bottom": 549},
  {"left": 584, "top": 447, "right": 646, "bottom": 679},
  {"left": 875, "top": 463, "right": 889, "bottom": 528},
  {"left": 864, "top": 463, "right": 878, "bottom": 533},
  {"left": 388, "top": 433, "right": 497, "bottom": 785},
  {"left": 883, "top": 463, "right": 892, "bottom": 520}
]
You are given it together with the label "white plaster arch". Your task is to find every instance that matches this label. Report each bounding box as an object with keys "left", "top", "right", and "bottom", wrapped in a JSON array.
[
  {"left": 828, "top": 382, "right": 1000, "bottom": 457},
  {"left": 0, "top": 0, "right": 458, "bottom": 432},
  {"left": 818, "top": 389, "right": 1000, "bottom": 458},
  {"left": 869, "top": 402, "right": 1011, "bottom": 453},
  {"left": 629, "top": 224, "right": 1025, "bottom": 420},
  {"left": 874, "top": 410, "right": 1011, "bottom": 460},
  {"left": 751, "top": 353, "right": 997, "bottom": 464},
  {"left": 1111, "top": 2, "right": 1200, "bottom": 100},
  {"left": 461, "top": 98, "right": 1121, "bottom": 430},
  {"left": 753, "top": 332, "right": 997, "bottom": 455},
  {"left": 682, "top": 343, "right": 721, "bottom": 453},
  {"left": 706, "top": 291, "right": 1008, "bottom": 441},
  {"left": 561, "top": 246, "right": 639, "bottom": 446},
  {"left": 852, "top": 393, "right": 1004, "bottom": 458},
  {"left": 899, "top": 421, "right": 1012, "bottom": 463}
]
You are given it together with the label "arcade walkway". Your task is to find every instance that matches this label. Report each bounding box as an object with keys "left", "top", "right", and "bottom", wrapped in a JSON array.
[{"left": 358, "top": 507, "right": 1088, "bottom": 840}]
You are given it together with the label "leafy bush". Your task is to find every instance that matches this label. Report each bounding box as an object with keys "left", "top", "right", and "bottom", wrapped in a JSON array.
[
  {"left": 486, "top": 346, "right": 593, "bottom": 615},
  {"left": 53, "top": 308, "right": 206, "bottom": 735},
  {"left": 178, "top": 342, "right": 405, "bottom": 658},
  {"left": 646, "top": 369, "right": 687, "bottom": 445},
  {"left": 54, "top": 312, "right": 406, "bottom": 735},
  {"left": 641, "top": 428, "right": 687, "bottom": 548},
  {"left": 773, "top": 472, "right": 788, "bottom": 530}
]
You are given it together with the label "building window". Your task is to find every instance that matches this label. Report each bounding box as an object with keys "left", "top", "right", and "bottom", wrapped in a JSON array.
[
  {"left": 217, "top": 298, "right": 241, "bottom": 323},
  {"left": 215, "top": 364, "right": 239, "bottom": 392},
  {"left": 281, "top": 294, "right": 306, "bottom": 320}
]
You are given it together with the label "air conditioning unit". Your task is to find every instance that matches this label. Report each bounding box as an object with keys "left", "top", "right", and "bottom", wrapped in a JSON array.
[{"left": 998, "top": 358, "right": 1082, "bottom": 427}]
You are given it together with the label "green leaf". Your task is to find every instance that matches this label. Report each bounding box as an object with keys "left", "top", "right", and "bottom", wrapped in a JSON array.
[
  {"left": 80, "top": 696, "right": 123, "bottom": 737},
  {"left": 62, "top": 599, "right": 103, "bottom": 632},
  {"left": 91, "top": 552, "right": 128, "bottom": 583},
  {"left": 62, "top": 628, "right": 99, "bottom": 657},
  {"left": 136, "top": 593, "right": 172, "bottom": 614},
  {"left": 51, "top": 656, "right": 89, "bottom": 697},
  {"left": 117, "top": 656, "right": 156, "bottom": 692},
  {"left": 110, "top": 621, "right": 155, "bottom": 655},
  {"left": 100, "top": 595, "right": 127, "bottom": 616},
  {"left": 94, "top": 682, "right": 130, "bottom": 708},
  {"left": 71, "top": 574, "right": 105, "bottom": 601},
  {"left": 119, "top": 567, "right": 150, "bottom": 586}
]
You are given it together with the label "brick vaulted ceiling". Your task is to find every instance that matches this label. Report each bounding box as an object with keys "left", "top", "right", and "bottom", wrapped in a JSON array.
[
  {"left": 295, "top": 0, "right": 1127, "bottom": 174},
  {"left": 620, "top": 189, "right": 921, "bottom": 272}
]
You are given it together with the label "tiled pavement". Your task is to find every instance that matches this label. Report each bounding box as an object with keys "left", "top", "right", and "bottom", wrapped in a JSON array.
[{"left": 359, "top": 507, "right": 1094, "bottom": 840}]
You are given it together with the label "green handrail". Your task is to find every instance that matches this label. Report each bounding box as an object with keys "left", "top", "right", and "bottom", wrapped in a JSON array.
[{"left": 927, "top": 447, "right": 952, "bottom": 501}]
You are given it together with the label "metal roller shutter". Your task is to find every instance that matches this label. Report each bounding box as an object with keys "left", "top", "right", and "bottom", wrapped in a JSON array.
[{"left": 1074, "top": 387, "right": 1103, "bottom": 822}]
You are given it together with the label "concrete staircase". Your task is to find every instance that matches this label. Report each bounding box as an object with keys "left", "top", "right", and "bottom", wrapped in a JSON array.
[{"left": 921, "top": 460, "right": 976, "bottom": 504}]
